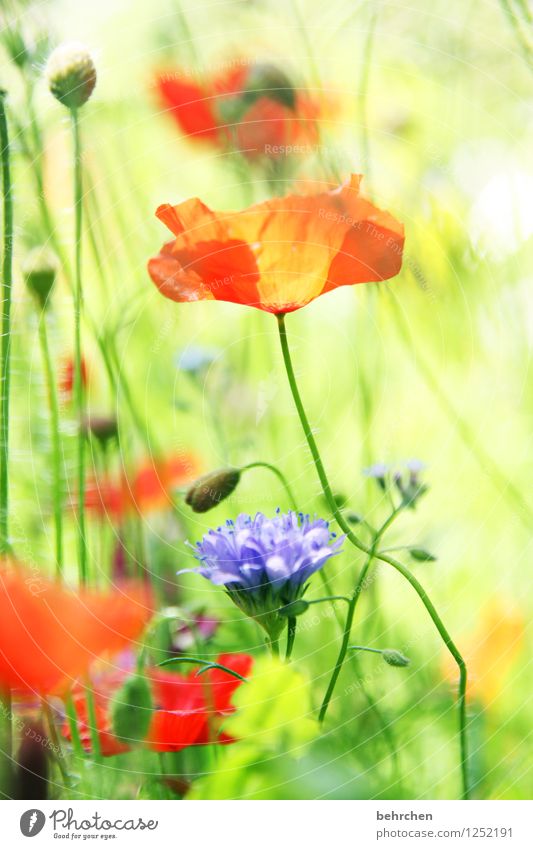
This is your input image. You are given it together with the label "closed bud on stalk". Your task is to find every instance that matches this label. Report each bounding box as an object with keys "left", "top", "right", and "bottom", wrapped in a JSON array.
[
  {"left": 111, "top": 674, "right": 153, "bottom": 745},
  {"left": 185, "top": 467, "right": 241, "bottom": 513},
  {"left": 82, "top": 414, "right": 119, "bottom": 447},
  {"left": 22, "top": 247, "right": 58, "bottom": 309},
  {"left": 46, "top": 42, "right": 96, "bottom": 109},
  {"left": 382, "top": 649, "right": 410, "bottom": 667},
  {"left": 409, "top": 547, "right": 436, "bottom": 562}
]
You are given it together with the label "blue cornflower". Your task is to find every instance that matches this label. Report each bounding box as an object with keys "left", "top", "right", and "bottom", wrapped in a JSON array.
[
  {"left": 180, "top": 511, "right": 343, "bottom": 639},
  {"left": 176, "top": 345, "right": 220, "bottom": 376}
]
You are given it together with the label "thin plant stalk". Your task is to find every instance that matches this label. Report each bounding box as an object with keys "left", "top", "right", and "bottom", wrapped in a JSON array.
[
  {"left": 276, "top": 312, "right": 470, "bottom": 800},
  {"left": 242, "top": 461, "right": 298, "bottom": 510},
  {"left": 318, "top": 506, "right": 402, "bottom": 722},
  {"left": 71, "top": 107, "right": 88, "bottom": 584},
  {"left": 38, "top": 312, "right": 64, "bottom": 579},
  {"left": 0, "top": 92, "right": 13, "bottom": 555}
]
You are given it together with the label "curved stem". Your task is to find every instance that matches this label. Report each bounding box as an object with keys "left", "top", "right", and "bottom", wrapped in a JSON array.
[
  {"left": 276, "top": 312, "right": 470, "bottom": 800},
  {"left": 0, "top": 93, "right": 13, "bottom": 555},
  {"left": 71, "top": 108, "right": 87, "bottom": 584},
  {"left": 38, "top": 313, "right": 64, "bottom": 579},
  {"left": 242, "top": 461, "right": 298, "bottom": 510}
]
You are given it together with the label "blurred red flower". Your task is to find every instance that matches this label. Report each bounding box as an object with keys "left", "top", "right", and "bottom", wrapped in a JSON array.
[
  {"left": 148, "top": 174, "right": 404, "bottom": 314},
  {"left": 64, "top": 653, "right": 252, "bottom": 756},
  {"left": 58, "top": 355, "right": 88, "bottom": 399},
  {"left": 84, "top": 453, "right": 200, "bottom": 519},
  {"left": 0, "top": 563, "right": 153, "bottom": 696},
  {"left": 155, "top": 62, "right": 323, "bottom": 158}
]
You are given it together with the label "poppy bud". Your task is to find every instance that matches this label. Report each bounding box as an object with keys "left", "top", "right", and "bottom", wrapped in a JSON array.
[
  {"left": 346, "top": 511, "right": 363, "bottom": 525},
  {"left": 185, "top": 467, "right": 241, "bottom": 513},
  {"left": 243, "top": 64, "right": 296, "bottom": 110},
  {"left": 46, "top": 42, "right": 96, "bottom": 109},
  {"left": 409, "top": 548, "right": 436, "bottom": 562},
  {"left": 278, "top": 599, "right": 309, "bottom": 617},
  {"left": 83, "top": 415, "right": 119, "bottom": 447},
  {"left": 382, "top": 649, "right": 410, "bottom": 667},
  {"left": 111, "top": 674, "right": 153, "bottom": 745},
  {"left": 22, "top": 247, "right": 58, "bottom": 309}
]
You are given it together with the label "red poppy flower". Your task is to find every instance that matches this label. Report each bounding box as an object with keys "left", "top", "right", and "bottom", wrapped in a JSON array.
[
  {"left": 64, "top": 653, "right": 252, "bottom": 756},
  {"left": 58, "top": 355, "right": 88, "bottom": 399},
  {"left": 84, "top": 453, "right": 200, "bottom": 519},
  {"left": 236, "top": 95, "right": 320, "bottom": 160},
  {"left": 148, "top": 653, "right": 252, "bottom": 751},
  {"left": 148, "top": 175, "right": 404, "bottom": 314},
  {"left": 0, "top": 563, "right": 153, "bottom": 696},
  {"left": 155, "top": 63, "right": 322, "bottom": 158}
]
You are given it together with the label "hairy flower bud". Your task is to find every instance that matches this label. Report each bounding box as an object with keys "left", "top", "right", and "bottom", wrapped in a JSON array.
[
  {"left": 382, "top": 649, "right": 410, "bottom": 668},
  {"left": 111, "top": 674, "right": 153, "bottom": 745},
  {"left": 185, "top": 467, "right": 241, "bottom": 513},
  {"left": 46, "top": 42, "right": 96, "bottom": 109},
  {"left": 22, "top": 247, "right": 58, "bottom": 309}
]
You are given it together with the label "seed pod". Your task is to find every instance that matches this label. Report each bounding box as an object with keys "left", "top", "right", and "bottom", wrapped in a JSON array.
[
  {"left": 46, "top": 42, "right": 96, "bottom": 109},
  {"left": 185, "top": 468, "right": 241, "bottom": 513},
  {"left": 382, "top": 649, "right": 410, "bottom": 668},
  {"left": 22, "top": 247, "right": 58, "bottom": 309},
  {"left": 111, "top": 674, "right": 153, "bottom": 745}
]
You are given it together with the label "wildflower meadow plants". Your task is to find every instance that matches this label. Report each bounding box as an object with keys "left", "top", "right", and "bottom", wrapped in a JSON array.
[{"left": 0, "top": 0, "right": 530, "bottom": 807}]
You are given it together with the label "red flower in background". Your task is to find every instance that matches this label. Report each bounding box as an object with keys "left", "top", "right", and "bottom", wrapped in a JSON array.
[
  {"left": 155, "top": 62, "right": 323, "bottom": 159},
  {"left": 0, "top": 563, "right": 153, "bottom": 696},
  {"left": 64, "top": 653, "right": 252, "bottom": 756},
  {"left": 58, "top": 355, "right": 88, "bottom": 399},
  {"left": 84, "top": 453, "right": 200, "bottom": 520}
]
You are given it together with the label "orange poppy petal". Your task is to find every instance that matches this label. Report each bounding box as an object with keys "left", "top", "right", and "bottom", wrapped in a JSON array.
[
  {"left": 325, "top": 204, "right": 404, "bottom": 291},
  {"left": 148, "top": 175, "right": 404, "bottom": 313},
  {"left": 156, "top": 76, "right": 220, "bottom": 142},
  {"left": 0, "top": 564, "right": 153, "bottom": 696}
]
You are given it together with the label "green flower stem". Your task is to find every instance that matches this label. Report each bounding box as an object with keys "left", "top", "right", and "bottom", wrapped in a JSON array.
[
  {"left": 16, "top": 106, "right": 156, "bottom": 463},
  {"left": 0, "top": 92, "right": 13, "bottom": 555},
  {"left": 268, "top": 636, "right": 280, "bottom": 657},
  {"left": 71, "top": 107, "right": 88, "bottom": 584},
  {"left": 242, "top": 461, "right": 298, "bottom": 510},
  {"left": 84, "top": 684, "right": 102, "bottom": 761},
  {"left": 65, "top": 694, "right": 85, "bottom": 760},
  {"left": 318, "top": 545, "right": 376, "bottom": 725},
  {"left": 285, "top": 617, "right": 297, "bottom": 661},
  {"left": 276, "top": 312, "right": 470, "bottom": 800},
  {"left": 350, "top": 645, "right": 386, "bottom": 656},
  {"left": 38, "top": 312, "right": 64, "bottom": 579},
  {"left": 42, "top": 699, "right": 71, "bottom": 789}
]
